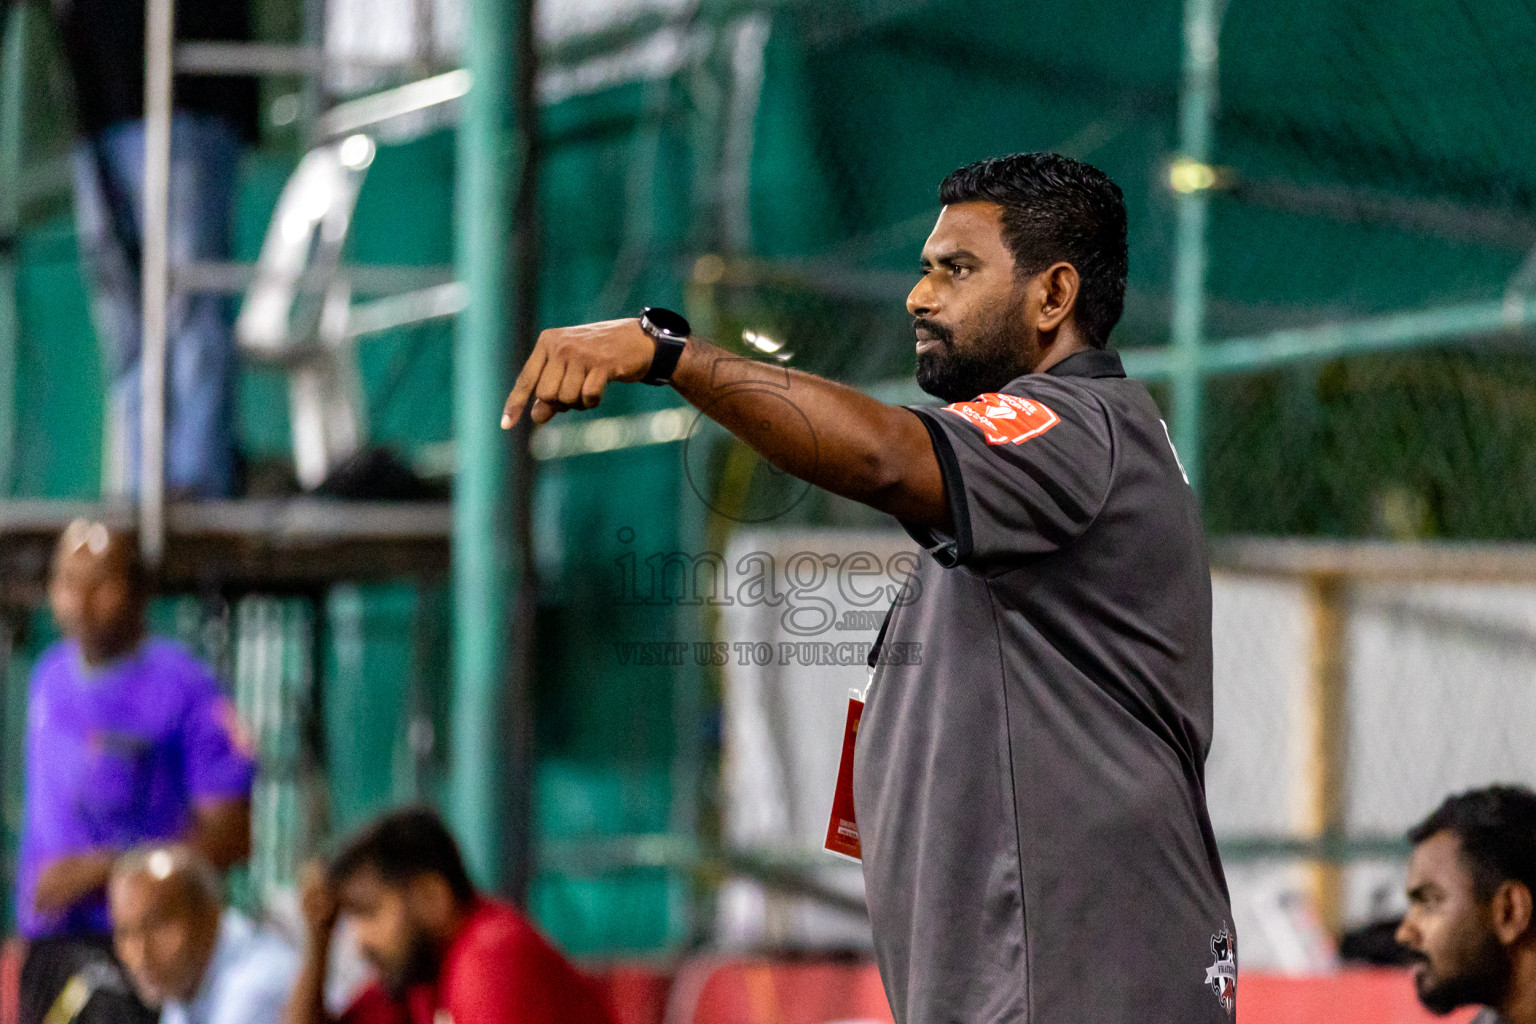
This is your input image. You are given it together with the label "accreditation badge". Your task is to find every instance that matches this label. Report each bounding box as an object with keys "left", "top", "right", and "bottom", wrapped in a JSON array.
[{"left": 824, "top": 689, "right": 865, "bottom": 861}]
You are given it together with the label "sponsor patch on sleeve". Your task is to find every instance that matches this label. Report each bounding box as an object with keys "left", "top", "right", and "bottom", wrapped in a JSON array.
[{"left": 942, "top": 392, "right": 1060, "bottom": 446}]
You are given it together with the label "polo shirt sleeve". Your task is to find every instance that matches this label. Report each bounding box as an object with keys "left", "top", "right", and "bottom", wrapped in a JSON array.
[
  {"left": 19, "top": 660, "right": 69, "bottom": 855},
  {"left": 903, "top": 381, "right": 1113, "bottom": 571},
  {"left": 179, "top": 666, "right": 258, "bottom": 803},
  {"left": 16, "top": 656, "right": 73, "bottom": 932}
]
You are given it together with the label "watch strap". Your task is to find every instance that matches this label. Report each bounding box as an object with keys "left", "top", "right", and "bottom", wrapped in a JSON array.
[{"left": 641, "top": 335, "right": 686, "bottom": 386}]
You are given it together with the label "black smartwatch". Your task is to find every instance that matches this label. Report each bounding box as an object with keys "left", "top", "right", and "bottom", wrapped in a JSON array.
[{"left": 638, "top": 307, "right": 690, "bottom": 385}]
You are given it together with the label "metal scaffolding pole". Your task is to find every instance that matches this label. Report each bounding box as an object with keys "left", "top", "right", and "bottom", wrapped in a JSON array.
[
  {"left": 0, "top": 4, "right": 26, "bottom": 498},
  {"left": 299, "top": 0, "right": 326, "bottom": 144},
  {"left": 1169, "top": 0, "right": 1222, "bottom": 496},
  {"left": 140, "top": 0, "right": 175, "bottom": 566},
  {"left": 505, "top": 0, "right": 540, "bottom": 908},
  {"left": 1120, "top": 294, "right": 1536, "bottom": 381},
  {"left": 449, "top": 0, "right": 525, "bottom": 892}
]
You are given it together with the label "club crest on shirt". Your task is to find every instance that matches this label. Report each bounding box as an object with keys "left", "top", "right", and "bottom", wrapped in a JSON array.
[
  {"left": 1205, "top": 926, "right": 1237, "bottom": 1015},
  {"left": 942, "top": 392, "right": 1060, "bottom": 446}
]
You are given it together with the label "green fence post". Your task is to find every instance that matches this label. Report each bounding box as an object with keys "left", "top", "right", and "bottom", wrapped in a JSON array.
[
  {"left": 1169, "top": 0, "right": 1222, "bottom": 496},
  {"left": 449, "top": 0, "right": 523, "bottom": 893}
]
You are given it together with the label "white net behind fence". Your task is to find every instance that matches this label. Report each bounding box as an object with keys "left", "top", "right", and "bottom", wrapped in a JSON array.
[{"left": 715, "top": 530, "right": 1536, "bottom": 965}]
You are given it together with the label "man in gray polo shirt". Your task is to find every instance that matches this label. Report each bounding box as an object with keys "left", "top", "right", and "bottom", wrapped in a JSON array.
[{"left": 503, "top": 152, "right": 1235, "bottom": 1022}]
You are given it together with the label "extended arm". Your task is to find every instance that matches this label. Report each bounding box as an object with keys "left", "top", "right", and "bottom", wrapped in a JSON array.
[
  {"left": 32, "top": 851, "right": 116, "bottom": 915},
  {"left": 32, "top": 798, "right": 248, "bottom": 915},
  {"left": 502, "top": 319, "right": 950, "bottom": 529},
  {"left": 187, "top": 796, "right": 251, "bottom": 870}
]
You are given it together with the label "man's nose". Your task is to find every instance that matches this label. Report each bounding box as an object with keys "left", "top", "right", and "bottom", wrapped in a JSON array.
[
  {"left": 1395, "top": 915, "right": 1419, "bottom": 950},
  {"left": 907, "top": 277, "right": 937, "bottom": 318}
]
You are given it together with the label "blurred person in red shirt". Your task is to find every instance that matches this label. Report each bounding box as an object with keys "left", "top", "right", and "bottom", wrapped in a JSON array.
[{"left": 282, "top": 807, "right": 612, "bottom": 1024}]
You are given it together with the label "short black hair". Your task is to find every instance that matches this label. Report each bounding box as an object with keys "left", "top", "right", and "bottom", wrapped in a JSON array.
[
  {"left": 938, "top": 152, "right": 1129, "bottom": 348},
  {"left": 1408, "top": 786, "right": 1536, "bottom": 903},
  {"left": 329, "top": 806, "right": 478, "bottom": 904}
]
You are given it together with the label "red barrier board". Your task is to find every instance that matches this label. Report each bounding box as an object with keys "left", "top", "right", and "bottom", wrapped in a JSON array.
[
  {"left": 1240, "top": 971, "right": 1480, "bottom": 1024},
  {"left": 664, "top": 957, "right": 893, "bottom": 1024},
  {"left": 588, "top": 964, "right": 674, "bottom": 1024},
  {"left": 598, "top": 957, "right": 1490, "bottom": 1024}
]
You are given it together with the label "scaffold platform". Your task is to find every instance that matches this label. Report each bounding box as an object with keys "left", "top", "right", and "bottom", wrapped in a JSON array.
[{"left": 0, "top": 498, "right": 451, "bottom": 606}]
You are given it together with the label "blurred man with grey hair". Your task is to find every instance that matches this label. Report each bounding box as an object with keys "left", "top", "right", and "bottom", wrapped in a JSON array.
[{"left": 110, "top": 845, "right": 299, "bottom": 1024}]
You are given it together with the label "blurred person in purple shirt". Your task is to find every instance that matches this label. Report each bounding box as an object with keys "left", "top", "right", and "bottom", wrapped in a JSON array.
[{"left": 16, "top": 520, "right": 257, "bottom": 1024}]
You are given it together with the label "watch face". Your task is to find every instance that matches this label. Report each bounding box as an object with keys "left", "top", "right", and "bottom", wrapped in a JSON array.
[{"left": 642, "top": 306, "right": 691, "bottom": 339}]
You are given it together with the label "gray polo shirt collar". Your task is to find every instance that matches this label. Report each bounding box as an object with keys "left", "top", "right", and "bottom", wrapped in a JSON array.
[{"left": 1044, "top": 348, "right": 1126, "bottom": 379}]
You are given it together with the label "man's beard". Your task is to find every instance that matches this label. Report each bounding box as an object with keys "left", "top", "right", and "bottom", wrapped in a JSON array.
[
  {"left": 378, "top": 930, "right": 441, "bottom": 998},
  {"left": 914, "top": 297, "right": 1038, "bottom": 403},
  {"left": 1413, "top": 929, "right": 1510, "bottom": 1015}
]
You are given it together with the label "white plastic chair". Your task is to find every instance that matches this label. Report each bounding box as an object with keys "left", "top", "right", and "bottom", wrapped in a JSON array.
[{"left": 236, "top": 133, "right": 376, "bottom": 490}]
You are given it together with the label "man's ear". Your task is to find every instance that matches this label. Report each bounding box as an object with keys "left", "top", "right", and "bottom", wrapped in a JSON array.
[
  {"left": 1491, "top": 880, "right": 1533, "bottom": 945},
  {"left": 1034, "top": 262, "right": 1081, "bottom": 335}
]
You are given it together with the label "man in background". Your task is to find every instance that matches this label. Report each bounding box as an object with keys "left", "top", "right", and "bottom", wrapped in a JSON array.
[
  {"left": 2, "top": 0, "right": 256, "bottom": 496},
  {"left": 110, "top": 845, "right": 299, "bottom": 1024},
  {"left": 283, "top": 807, "right": 612, "bottom": 1024},
  {"left": 1398, "top": 785, "right": 1536, "bottom": 1024},
  {"left": 17, "top": 521, "right": 257, "bottom": 1024}
]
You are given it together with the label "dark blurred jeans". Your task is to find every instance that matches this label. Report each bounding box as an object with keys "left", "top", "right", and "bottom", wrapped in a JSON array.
[{"left": 73, "top": 113, "right": 241, "bottom": 499}]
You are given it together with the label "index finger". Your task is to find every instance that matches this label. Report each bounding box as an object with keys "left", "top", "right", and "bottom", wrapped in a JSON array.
[{"left": 502, "top": 344, "right": 550, "bottom": 428}]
